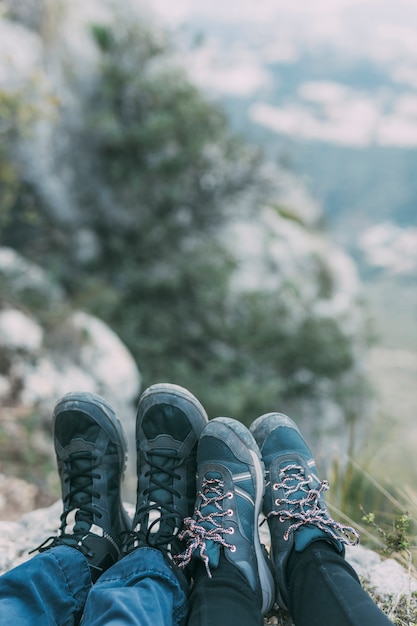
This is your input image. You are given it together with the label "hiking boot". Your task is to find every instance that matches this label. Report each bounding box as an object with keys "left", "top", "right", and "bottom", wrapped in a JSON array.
[
  {"left": 176, "top": 417, "right": 275, "bottom": 615},
  {"left": 125, "top": 383, "right": 208, "bottom": 558},
  {"left": 35, "top": 391, "right": 130, "bottom": 582},
  {"left": 250, "top": 412, "right": 359, "bottom": 610}
]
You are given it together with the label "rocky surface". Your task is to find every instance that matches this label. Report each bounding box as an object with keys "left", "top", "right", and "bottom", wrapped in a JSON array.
[{"left": 0, "top": 247, "right": 141, "bottom": 415}]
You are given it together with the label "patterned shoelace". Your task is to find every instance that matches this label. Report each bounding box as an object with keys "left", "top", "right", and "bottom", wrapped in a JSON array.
[
  {"left": 268, "top": 462, "right": 360, "bottom": 545},
  {"left": 175, "top": 476, "right": 235, "bottom": 576}
]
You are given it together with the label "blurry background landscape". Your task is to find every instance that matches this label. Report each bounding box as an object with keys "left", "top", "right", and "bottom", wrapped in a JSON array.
[{"left": 0, "top": 0, "right": 415, "bottom": 545}]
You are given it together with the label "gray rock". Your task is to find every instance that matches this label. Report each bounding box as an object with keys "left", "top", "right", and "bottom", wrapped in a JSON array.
[
  {"left": 0, "top": 309, "right": 43, "bottom": 352},
  {"left": 0, "top": 247, "right": 141, "bottom": 502},
  {"left": 346, "top": 544, "right": 417, "bottom": 597},
  {"left": 0, "top": 248, "right": 141, "bottom": 416}
]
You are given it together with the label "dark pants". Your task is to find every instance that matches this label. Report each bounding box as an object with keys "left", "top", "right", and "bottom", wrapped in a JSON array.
[
  {"left": 187, "top": 555, "right": 263, "bottom": 626},
  {"left": 187, "top": 543, "right": 393, "bottom": 626}
]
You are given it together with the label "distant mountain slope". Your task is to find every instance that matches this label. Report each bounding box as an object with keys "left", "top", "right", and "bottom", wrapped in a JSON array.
[{"left": 148, "top": 0, "right": 417, "bottom": 278}]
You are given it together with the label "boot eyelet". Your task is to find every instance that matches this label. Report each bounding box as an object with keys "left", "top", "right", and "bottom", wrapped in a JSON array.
[
  {"left": 230, "top": 545, "right": 236, "bottom": 552},
  {"left": 273, "top": 483, "right": 279, "bottom": 490},
  {"left": 275, "top": 499, "right": 280, "bottom": 506},
  {"left": 227, "top": 492, "right": 233, "bottom": 499},
  {"left": 228, "top": 527, "right": 235, "bottom": 534},
  {"left": 227, "top": 509, "right": 233, "bottom": 516}
]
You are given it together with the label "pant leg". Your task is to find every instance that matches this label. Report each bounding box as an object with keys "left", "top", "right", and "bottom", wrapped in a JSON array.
[
  {"left": 287, "top": 541, "right": 394, "bottom": 626},
  {"left": 187, "top": 553, "right": 263, "bottom": 626},
  {"left": 0, "top": 546, "right": 91, "bottom": 626},
  {"left": 81, "top": 547, "right": 188, "bottom": 626}
]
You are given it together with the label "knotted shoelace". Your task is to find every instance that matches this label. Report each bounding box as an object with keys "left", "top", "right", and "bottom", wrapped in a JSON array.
[
  {"left": 31, "top": 450, "right": 110, "bottom": 554},
  {"left": 175, "top": 476, "right": 235, "bottom": 576},
  {"left": 268, "top": 462, "right": 360, "bottom": 545},
  {"left": 124, "top": 449, "right": 184, "bottom": 554}
]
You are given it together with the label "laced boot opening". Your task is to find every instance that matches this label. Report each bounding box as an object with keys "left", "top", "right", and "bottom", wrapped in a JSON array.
[
  {"left": 175, "top": 472, "right": 235, "bottom": 576},
  {"left": 126, "top": 448, "right": 185, "bottom": 557}
]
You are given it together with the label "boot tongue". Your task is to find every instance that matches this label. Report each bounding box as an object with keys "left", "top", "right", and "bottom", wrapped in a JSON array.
[
  {"left": 67, "top": 439, "right": 96, "bottom": 534},
  {"left": 142, "top": 448, "right": 179, "bottom": 538},
  {"left": 278, "top": 460, "right": 343, "bottom": 553},
  {"left": 203, "top": 537, "right": 221, "bottom": 567},
  {"left": 294, "top": 525, "right": 331, "bottom": 551},
  {"left": 149, "top": 448, "right": 177, "bottom": 506},
  {"left": 73, "top": 517, "right": 92, "bottom": 535}
]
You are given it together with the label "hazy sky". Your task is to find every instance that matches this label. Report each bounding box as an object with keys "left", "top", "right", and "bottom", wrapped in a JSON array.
[
  {"left": 141, "top": 0, "right": 417, "bottom": 273},
  {"left": 148, "top": 0, "right": 417, "bottom": 22},
  {"left": 141, "top": 0, "right": 417, "bottom": 83},
  {"left": 136, "top": 0, "right": 417, "bottom": 150},
  {"left": 146, "top": 0, "right": 417, "bottom": 38}
]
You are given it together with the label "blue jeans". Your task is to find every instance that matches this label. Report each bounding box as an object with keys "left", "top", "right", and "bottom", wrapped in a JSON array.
[{"left": 0, "top": 546, "right": 188, "bottom": 626}]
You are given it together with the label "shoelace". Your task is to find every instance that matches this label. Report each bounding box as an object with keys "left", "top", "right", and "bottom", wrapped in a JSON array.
[
  {"left": 175, "top": 476, "right": 235, "bottom": 576},
  {"left": 268, "top": 462, "right": 360, "bottom": 545},
  {"left": 124, "top": 449, "right": 184, "bottom": 554},
  {"left": 31, "top": 451, "right": 103, "bottom": 554},
  {"left": 61, "top": 450, "right": 102, "bottom": 529}
]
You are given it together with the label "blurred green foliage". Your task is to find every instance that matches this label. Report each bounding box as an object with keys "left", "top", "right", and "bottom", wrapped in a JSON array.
[
  {"left": 0, "top": 14, "right": 367, "bottom": 423},
  {"left": 0, "top": 91, "right": 25, "bottom": 229}
]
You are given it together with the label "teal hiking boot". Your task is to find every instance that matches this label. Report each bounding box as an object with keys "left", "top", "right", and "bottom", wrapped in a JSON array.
[
  {"left": 36, "top": 391, "right": 130, "bottom": 582},
  {"left": 176, "top": 417, "right": 275, "bottom": 615},
  {"left": 125, "top": 383, "right": 208, "bottom": 559},
  {"left": 250, "top": 412, "right": 359, "bottom": 610}
]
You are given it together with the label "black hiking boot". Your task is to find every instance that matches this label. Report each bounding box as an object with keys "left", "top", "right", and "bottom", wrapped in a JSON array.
[
  {"left": 35, "top": 391, "right": 130, "bottom": 582},
  {"left": 124, "top": 383, "right": 208, "bottom": 561}
]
